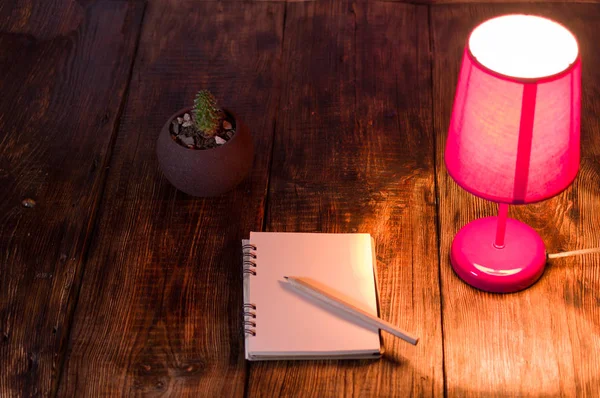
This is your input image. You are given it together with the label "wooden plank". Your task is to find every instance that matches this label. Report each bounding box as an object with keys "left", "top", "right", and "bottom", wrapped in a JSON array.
[
  {"left": 186, "top": 0, "right": 315, "bottom": 2},
  {"left": 148, "top": 0, "right": 600, "bottom": 6},
  {"left": 410, "top": 0, "right": 600, "bottom": 5},
  {"left": 432, "top": 3, "right": 600, "bottom": 396},
  {"left": 0, "top": 1, "right": 145, "bottom": 396},
  {"left": 152, "top": 0, "right": 600, "bottom": 4},
  {"left": 248, "top": 2, "right": 443, "bottom": 396},
  {"left": 56, "top": 1, "right": 284, "bottom": 396}
]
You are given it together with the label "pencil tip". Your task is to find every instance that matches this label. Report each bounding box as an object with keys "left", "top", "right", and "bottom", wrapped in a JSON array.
[{"left": 283, "top": 276, "right": 288, "bottom": 279}]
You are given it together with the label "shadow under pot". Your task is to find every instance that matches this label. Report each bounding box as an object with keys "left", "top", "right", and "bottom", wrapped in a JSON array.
[{"left": 157, "top": 107, "right": 254, "bottom": 197}]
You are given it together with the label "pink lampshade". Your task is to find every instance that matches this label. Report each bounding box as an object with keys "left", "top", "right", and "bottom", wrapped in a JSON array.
[{"left": 445, "top": 15, "right": 581, "bottom": 204}]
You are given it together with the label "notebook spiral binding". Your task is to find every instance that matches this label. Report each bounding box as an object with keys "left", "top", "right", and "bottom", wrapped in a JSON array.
[{"left": 242, "top": 243, "right": 257, "bottom": 336}]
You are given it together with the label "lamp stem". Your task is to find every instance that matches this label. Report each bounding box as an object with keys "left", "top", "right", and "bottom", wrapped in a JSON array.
[{"left": 494, "top": 203, "right": 509, "bottom": 248}]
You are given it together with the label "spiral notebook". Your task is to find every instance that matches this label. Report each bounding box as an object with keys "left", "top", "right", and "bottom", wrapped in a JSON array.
[{"left": 242, "top": 232, "right": 383, "bottom": 360}]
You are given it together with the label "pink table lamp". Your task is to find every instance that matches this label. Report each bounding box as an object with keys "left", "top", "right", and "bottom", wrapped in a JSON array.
[{"left": 446, "top": 15, "right": 581, "bottom": 293}]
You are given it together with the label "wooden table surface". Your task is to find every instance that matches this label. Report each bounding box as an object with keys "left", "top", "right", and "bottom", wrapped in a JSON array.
[{"left": 1, "top": 0, "right": 600, "bottom": 396}]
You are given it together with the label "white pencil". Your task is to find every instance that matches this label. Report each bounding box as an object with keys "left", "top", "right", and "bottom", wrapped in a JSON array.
[{"left": 283, "top": 276, "right": 419, "bottom": 346}]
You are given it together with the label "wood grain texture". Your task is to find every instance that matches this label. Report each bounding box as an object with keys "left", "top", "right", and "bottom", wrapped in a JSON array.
[
  {"left": 152, "top": 0, "right": 600, "bottom": 4},
  {"left": 432, "top": 4, "right": 600, "bottom": 396},
  {"left": 412, "top": 0, "right": 600, "bottom": 5},
  {"left": 247, "top": 2, "right": 443, "bottom": 396},
  {"left": 0, "top": 1, "right": 144, "bottom": 396},
  {"left": 56, "top": 1, "right": 283, "bottom": 396}
]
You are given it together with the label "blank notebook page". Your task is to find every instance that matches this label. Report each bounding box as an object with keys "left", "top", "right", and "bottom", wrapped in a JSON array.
[{"left": 246, "top": 232, "right": 380, "bottom": 357}]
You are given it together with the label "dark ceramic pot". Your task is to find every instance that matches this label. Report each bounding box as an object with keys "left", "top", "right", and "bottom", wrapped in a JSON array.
[{"left": 157, "top": 107, "right": 254, "bottom": 197}]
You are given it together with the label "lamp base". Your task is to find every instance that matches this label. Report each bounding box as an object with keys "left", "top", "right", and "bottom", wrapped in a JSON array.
[{"left": 450, "top": 216, "right": 546, "bottom": 293}]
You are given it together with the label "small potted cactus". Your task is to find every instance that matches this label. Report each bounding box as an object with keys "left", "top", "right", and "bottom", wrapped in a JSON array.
[{"left": 157, "top": 90, "right": 254, "bottom": 197}]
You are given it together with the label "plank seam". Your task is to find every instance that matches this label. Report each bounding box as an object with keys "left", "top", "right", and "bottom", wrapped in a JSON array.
[
  {"left": 427, "top": 4, "right": 448, "bottom": 398},
  {"left": 259, "top": 1, "right": 287, "bottom": 235},
  {"left": 50, "top": 2, "right": 149, "bottom": 396},
  {"left": 246, "top": 2, "right": 287, "bottom": 394}
]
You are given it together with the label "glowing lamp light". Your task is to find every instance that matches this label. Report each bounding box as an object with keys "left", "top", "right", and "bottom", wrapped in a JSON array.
[{"left": 446, "top": 15, "right": 581, "bottom": 293}]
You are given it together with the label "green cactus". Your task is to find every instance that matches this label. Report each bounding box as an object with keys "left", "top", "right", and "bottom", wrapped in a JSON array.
[{"left": 193, "top": 90, "right": 220, "bottom": 136}]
